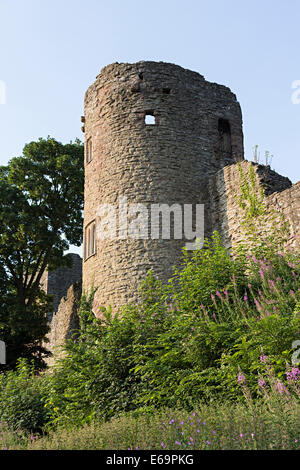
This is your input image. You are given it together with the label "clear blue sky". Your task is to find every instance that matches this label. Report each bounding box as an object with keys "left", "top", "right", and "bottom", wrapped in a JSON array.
[{"left": 0, "top": 0, "right": 299, "bottom": 253}]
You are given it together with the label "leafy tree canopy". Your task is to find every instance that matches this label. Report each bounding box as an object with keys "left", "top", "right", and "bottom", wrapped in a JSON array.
[{"left": 0, "top": 137, "right": 84, "bottom": 369}]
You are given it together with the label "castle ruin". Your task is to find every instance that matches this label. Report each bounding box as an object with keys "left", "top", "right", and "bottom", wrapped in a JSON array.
[{"left": 44, "top": 61, "right": 300, "bottom": 361}]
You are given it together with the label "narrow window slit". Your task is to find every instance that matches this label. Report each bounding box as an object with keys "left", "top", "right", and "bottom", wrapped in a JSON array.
[
  {"left": 86, "top": 137, "right": 93, "bottom": 163},
  {"left": 218, "top": 119, "right": 232, "bottom": 156}
]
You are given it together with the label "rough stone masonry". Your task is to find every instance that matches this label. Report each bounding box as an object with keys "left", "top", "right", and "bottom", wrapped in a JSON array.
[
  {"left": 82, "top": 61, "right": 244, "bottom": 313},
  {"left": 43, "top": 61, "right": 299, "bottom": 362}
]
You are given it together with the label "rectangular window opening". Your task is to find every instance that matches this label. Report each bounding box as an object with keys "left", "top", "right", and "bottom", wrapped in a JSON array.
[{"left": 84, "top": 221, "right": 96, "bottom": 259}]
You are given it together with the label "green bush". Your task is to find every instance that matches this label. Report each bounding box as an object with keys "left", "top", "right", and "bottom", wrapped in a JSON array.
[
  {"left": 43, "top": 229, "right": 299, "bottom": 426},
  {"left": 0, "top": 359, "right": 50, "bottom": 432},
  {"left": 4, "top": 163, "right": 300, "bottom": 432}
]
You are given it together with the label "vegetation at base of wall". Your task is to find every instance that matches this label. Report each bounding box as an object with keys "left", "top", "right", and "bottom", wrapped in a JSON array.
[
  {"left": 0, "top": 162, "right": 299, "bottom": 449},
  {"left": 41, "top": 230, "right": 299, "bottom": 429},
  {"left": 1, "top": 390, "right": 300, "bottom": 450},
  {"left": 0, "top": 359, "right": 50, "bottom": 433}
]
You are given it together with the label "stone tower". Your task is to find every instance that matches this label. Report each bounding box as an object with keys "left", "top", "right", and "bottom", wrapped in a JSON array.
[{"left": 82, "top": 61, "right": 244, "bottom": 313}]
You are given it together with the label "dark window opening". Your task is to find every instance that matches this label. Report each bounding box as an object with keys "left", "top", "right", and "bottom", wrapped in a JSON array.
[
  {"left": 163, "top": 88, "right": 171, "bottom": 94},
  {"left": 218, "top": 119, "right": 232, "bottom": 156},
  {"left": 86, "top": 137, "right": 93, "bottom": 163},
  {"left": 139, "top": 73, "right": 144, "bottom": 80}
]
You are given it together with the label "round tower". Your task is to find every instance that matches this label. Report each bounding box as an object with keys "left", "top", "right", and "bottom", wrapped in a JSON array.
[{"left": 82, "top": 61, "right": 244, "bottom": 313}]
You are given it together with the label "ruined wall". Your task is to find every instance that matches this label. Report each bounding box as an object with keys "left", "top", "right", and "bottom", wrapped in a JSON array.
[
  {"left": 267, "top": 181, "right": 300, "bottom": 243},
  {"left": 43, "top": 282, "right": 81, "bottom": 367},
  {"left": 41, "top": 253, "right": 82, "bottom": 320},
  {"left": 83, "top": 61, "right": 244, "bottom": 313},
  {"left": 209, "top": 160, "right": 299, "bottom": 251}
]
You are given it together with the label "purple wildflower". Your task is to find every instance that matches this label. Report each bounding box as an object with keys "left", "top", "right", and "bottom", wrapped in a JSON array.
[
  {"left": 275, "top": 381, "right": 290, "bottom": 395},
  {"left": 258, "top": 378, "right": 267, "bottom": 389},
  {"left": 286, "top": 368, "right": 300, "bottom": 383},
  {"left": 260, "top": 355, "right": 269, "bottom": 364},
  {"left": 237, "top": 373, "right": 246, "bottom": 385}
]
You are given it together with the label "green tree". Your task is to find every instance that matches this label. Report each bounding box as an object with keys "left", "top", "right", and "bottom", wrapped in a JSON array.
[{"left": 0, "top": 137, "right": 84, "bottom": 369}]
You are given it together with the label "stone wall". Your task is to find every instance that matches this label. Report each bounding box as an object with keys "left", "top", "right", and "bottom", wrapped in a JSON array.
[
  {"left": 267, "top": 181, "right": 300, "bottom": 244},
  {"left": 82, "top": 61, "right": 244, "bottom": 314},
  {"left": 43, "top": 281, "right": 81, "bottom": 367},
  {"left": 40, "top": 253, "right": 82, "bottom": 320}
]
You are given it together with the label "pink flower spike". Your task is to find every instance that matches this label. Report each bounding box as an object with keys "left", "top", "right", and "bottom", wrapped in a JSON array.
[{"left": 237, "top": 373, "right": 246, "bottom": 384}]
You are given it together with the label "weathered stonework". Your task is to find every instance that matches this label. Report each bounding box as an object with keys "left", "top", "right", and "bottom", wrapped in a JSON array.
[
  {"left": 208, "top": 160, "right": 299, "bottom": 251},
  {"left": 43, "top": 61, "right": 299, "bottom": 360},
  {"left": 82, "top": 61, "right": 244, "bottom": 313},
  {"left": 40, "top": 253, "right": 82, "bottom": 320},
  {"left": 43, "top": 281, "right": 81, "bottom": 366}
]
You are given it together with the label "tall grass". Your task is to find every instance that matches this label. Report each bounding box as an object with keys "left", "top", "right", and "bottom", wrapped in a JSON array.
[{"left": 1, "top": 384, "right": 299, "bottom": 450}]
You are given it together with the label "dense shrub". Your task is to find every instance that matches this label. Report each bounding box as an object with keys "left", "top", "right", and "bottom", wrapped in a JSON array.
[
  {"left": 1, "top": 163, "right": 299, "bottom": 434},
  {"left": 0, "top": 359, "right": 50, "bottom": 432},
  {"left": 43, "top": 230, "right": 300, "bottom": 427}
]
